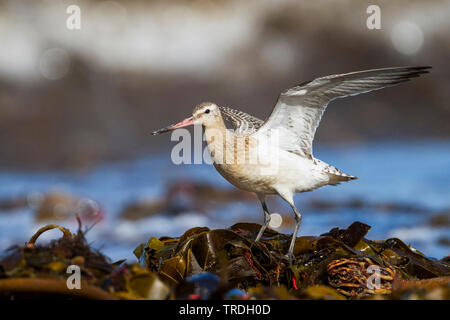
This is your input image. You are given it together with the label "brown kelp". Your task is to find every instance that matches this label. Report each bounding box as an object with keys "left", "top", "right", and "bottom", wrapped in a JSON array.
[
  {"left": 134, "top": 221, "right": 450, "bottom": 299},
  {"left": 1, "top": 221, "right": 449, "bottom": 300}
]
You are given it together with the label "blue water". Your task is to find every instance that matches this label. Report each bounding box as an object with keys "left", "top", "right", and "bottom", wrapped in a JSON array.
[{"left": 0, "top": 141, "right": 449, "bottom": 261}]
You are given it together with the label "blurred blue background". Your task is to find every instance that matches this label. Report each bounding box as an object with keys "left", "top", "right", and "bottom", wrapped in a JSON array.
[{"left": 0, "top": 0, "right": 448, "bottom": 261}]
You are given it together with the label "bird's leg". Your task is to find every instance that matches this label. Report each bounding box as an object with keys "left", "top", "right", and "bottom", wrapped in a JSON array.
[
  {"left": 287, "top": 204, "right": 302, "bottom": 266},
  {"left": 255, "top": 194, "right": 271, "bottom": 242},
  {"left": 275, "top": 189, "right": 302, "bottom": 266}
]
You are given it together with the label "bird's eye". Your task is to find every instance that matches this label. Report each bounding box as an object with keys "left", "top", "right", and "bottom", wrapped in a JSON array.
[{"left": 205, "top": 109, "right": 210, "bottom": 114}]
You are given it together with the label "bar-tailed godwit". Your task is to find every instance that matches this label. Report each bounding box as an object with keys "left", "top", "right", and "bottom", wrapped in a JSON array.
[{"left": 152, "top": 66, "right": 431, "bottom": 265}]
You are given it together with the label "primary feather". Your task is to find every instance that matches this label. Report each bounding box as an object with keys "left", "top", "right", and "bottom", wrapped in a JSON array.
[{"left": 253, "top": 66, "right": 431, "bottom": 159}]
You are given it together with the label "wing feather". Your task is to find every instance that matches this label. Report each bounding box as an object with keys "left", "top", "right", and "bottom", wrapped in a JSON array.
[
  {"left": 219, "top": 106, "right": 264, "bottom": 134},
  {"left": 254, "top": 66, "right": 431, "bottom": 158}
]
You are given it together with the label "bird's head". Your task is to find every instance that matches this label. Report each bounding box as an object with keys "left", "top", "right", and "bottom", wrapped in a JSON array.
[
  {"left": 192, "top": 102, "right": 221, "bottom": 127},
  {"left": 151, "top": 102, "right": 221, "bottom": 135}
]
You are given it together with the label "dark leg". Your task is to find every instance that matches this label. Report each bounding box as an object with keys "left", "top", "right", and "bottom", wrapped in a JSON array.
[
  {"left": 287, "top": 204, "right": 302, "bottom": 266},
  {"left": 255, "top": 194, "right": 271, "bottom": 242},
  {"left": 275, "top": 189, "right": 302, "bottom": 266}
]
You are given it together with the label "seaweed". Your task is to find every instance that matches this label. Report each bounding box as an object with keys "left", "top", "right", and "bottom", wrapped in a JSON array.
[
  {"left": 135, "top": 221, "right": 450, "bottom": 299},
  {"left": 0, "top": 219, "right": 169, "bottom": 300},
  {"left": 0, "top": 220, "right": 449, "bottom": 300}
]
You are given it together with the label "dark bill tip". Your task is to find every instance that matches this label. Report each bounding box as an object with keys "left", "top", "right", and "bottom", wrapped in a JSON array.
[
  {"left": 151, "top": 116, "right": 195, "bottom": 136},
  {"left": 151, "top": 127, "right": 171, "bottom": 135}
]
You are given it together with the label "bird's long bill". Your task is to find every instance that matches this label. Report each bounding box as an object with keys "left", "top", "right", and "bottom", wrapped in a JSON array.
[{"left": 151, "top": 116, "right": 195, "bottom": 135}]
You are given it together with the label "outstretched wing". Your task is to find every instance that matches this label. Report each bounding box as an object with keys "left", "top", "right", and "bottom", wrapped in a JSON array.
[
  {"left": 253, "top": 66, "right": 431, "bottom": 159},
  {"left": 219, "top": 106, "right": 264, "bottom": 134}
]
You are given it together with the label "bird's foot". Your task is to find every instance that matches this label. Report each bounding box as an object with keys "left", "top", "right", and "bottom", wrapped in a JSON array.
[{"left": 281, "top": 253, "right": 293, "bottom": 267}]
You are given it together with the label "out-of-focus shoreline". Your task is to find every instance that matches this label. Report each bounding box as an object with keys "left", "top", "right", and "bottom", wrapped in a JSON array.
[{"left": 0, "top": 0, "right": 449, "bottom": 169}]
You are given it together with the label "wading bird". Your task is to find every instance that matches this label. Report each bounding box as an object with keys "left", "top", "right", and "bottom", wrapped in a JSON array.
[{"left": 152, "top": 66, "right": 430, "bottom": 265}]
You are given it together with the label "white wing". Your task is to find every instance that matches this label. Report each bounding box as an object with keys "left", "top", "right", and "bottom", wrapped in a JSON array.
[{"left": 253, "top": 66, "right": 431, "bottom": 159}]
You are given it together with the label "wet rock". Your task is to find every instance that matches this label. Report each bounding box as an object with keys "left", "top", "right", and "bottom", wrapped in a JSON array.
[
  {"left": 0, "top": 196, "right": 28, "bottom": 212},
  {"left": 437, "top": 237, "right": 450, "bottom": 247},
  {"left": 119, "top": 180, "right": 254, "bottom": 220},
  {"left": 119, "top": 200, "right": 166, "bottom": 221},
  {"left": 429, "top": 212, "right": 450, "bottom": 227},
  {"left": 308, "top": 198, "right": 426, "bottom": 214},
  {"left": 34, "top": 191, "right": 103, "bottom": 222}
]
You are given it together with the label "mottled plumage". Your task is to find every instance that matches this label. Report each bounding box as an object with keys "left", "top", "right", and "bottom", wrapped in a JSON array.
[
  {"left": 152, "top": 66, "right": 431, "bottom": 266},
  {"left": 219, "top": 106, "right": 263, "bottom": 134}
]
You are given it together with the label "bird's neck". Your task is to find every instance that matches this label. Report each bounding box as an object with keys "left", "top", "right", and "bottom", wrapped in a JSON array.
[
  {"left": 204, "top": 119, "right": 256, "bottom": 166},
  {"left": 204, "top": 118, "right": 227, "bottom": 146},
  {"left": 204, "top": 119, "right": 235, "bottom": 164}
]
